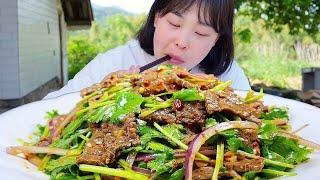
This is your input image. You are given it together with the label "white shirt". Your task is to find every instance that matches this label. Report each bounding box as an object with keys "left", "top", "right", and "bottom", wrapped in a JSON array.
[{"left": 44, "top": 40, "right": 250, "bottom": 99}]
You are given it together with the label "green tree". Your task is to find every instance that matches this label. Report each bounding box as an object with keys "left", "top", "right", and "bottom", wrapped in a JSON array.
[
  {"left": 236, "top": 0, "right": 320, "bottom": 36},
  {"left": 67, "top": 14, "right": 146, "bottom": 79}
]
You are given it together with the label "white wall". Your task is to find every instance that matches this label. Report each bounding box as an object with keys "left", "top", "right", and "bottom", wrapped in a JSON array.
[
  {"left": 18, "top": 0, "right": 61, "bottom": 97},
  {"left": 0, "top": 0, "right": 20, "bottom": 99}
]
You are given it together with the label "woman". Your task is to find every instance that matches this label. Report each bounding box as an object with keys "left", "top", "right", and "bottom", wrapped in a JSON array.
[{"left": 45, "top": 0, "right": 250, "bottom": 99}]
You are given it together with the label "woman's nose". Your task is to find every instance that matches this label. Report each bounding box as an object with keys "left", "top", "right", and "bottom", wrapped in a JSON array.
[
  {"left": 175, "top": 40, "right": 188, "bottom": 49},
  {"left": 175, "top": 32, "right": 190, "bottom": 49}
]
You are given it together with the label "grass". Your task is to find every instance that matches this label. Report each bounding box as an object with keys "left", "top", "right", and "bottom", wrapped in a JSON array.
[{"left": 238, "top": 54, "right": 320, "bottom": 90}]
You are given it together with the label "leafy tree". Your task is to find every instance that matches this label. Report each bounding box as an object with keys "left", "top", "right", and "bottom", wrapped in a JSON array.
[{"left": 236, "top": 0, "right": 319, "bottom": 36}]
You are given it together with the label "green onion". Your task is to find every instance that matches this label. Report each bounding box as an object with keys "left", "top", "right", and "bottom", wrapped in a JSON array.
[
  {"left": 79, "top": 134, "right": 90, "bottom": 142},
  {"left": 210, "top": 80, "right": 232, "bottom": 92},
  {"left": 153, "top": 122, "right": 210, "bottom": 162},
  {"left": 94, "top": 173, "right": 101, "bottom": 180},
  {"left": 38, "top": 155, "right": 51, "bottom": 171},
  {"left": 212, "top": 141, "right": 224, "bottom": 180},
  {"left": 244, "top": 89, "right": 264, "bottom": 103},
  {"left": 261, "top": 169, "right": 297, "bottom": 176},
  {"left": 79, "top": 164, "right": 149, "bottom": 180},
  {"left": 76, "top": 101, "right": 115, "bottom": 116}
]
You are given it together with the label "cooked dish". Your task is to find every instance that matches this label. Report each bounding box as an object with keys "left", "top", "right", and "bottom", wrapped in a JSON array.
[{"left": 7, "top": 65, "right": 320, "bottom": 180}]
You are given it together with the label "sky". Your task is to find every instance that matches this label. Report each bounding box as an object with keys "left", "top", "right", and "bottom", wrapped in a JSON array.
[{"left": 91, "top": 0, "right": 154, "bottom": 14}]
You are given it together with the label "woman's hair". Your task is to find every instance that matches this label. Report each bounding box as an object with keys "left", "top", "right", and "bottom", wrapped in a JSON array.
[{"left": 137, "top": 0, "right": 235, "bottom": 76}]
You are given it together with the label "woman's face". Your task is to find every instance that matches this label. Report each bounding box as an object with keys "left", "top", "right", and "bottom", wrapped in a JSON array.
[{"left": 153, "top": 5, "right": 219, "bottom": 70}]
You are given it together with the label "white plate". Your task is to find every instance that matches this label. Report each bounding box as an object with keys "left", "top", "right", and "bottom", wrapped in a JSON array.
[{"left": 0, "top": 91, "right": 319, "bottom": 179}]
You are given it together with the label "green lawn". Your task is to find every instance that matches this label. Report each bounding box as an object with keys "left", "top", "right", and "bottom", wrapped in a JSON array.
[{"left": 238, "top": 55, "right": 320, "bottom": 90}]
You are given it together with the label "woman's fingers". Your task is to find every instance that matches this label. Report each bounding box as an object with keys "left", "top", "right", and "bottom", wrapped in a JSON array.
[{"left": 128, "top": 65, "right": 140, "bottom": 73}]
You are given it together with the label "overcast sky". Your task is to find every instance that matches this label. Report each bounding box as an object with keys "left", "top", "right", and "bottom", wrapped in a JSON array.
[{"left": 91, "top": 0, "right": 154, "bottom": 14}]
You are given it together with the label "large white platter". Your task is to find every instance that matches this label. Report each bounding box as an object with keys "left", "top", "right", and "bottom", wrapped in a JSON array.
[{"left": 0, "top": 91, "right": 319, "bottom": 179}]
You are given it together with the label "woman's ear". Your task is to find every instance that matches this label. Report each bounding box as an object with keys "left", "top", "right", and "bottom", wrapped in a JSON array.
[{"left": 154, "top": 13, "right": 160, "bottom": 28}]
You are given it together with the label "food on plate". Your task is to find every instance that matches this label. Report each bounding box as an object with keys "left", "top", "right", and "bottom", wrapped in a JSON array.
[{"left": 7, "top": 65, "right": 320, "bottom": 180}]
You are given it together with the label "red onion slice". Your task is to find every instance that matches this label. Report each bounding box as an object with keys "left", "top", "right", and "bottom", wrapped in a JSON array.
[{"left": 184, "top": 121, "right": 258, "bottom": 180}]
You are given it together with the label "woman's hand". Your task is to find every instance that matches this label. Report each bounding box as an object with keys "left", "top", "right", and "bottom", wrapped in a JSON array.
[{"left": 127, "top": 65, "right": 140, "bottom": 73}]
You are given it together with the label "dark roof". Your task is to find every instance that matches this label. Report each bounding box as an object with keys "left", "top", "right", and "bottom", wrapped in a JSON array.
[{"left": 61, "top": 0, "right": 94, "bottom": 26}]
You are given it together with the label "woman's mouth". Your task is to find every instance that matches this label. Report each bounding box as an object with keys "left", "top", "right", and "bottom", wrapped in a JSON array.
[{"left": 168, "top": 54, "right": 185, "bottom": 65}]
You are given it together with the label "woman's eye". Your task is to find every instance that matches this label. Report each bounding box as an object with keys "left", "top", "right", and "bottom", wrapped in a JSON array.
[
  {"left": 195, "top": 32, "right": 209, "bottom": 37},
  {"left": 168, "top": 21, "right": 180, "bottom": 27}
]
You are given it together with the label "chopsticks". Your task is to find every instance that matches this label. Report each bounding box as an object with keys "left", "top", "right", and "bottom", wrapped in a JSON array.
[{"left": 139, "top": 55, "right": 171, "bottom": 72}]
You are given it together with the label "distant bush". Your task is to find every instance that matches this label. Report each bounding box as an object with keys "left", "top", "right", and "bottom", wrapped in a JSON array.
[
  {"left": 67, "top": 35, "right": 102, "bottom": 79},
  {"left": 67, "top": 14, "right": 146, "bottom": 79}
]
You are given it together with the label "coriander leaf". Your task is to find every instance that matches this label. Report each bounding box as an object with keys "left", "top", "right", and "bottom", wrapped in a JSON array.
[
  {"left": 169, "top": 167, "right": 185, "bottom": 180},
  {"left": 87, "top": 106, "right": 110, "bottom": 123},
  {"left": 45, "top": 109, "right": 59, "bottom": 120},
  {"left": 259, "top": 122, "right": 278, "bottom": 140},
  {"left": 227, "top": 137, "right": 253, "bottom": 153},
  {"left": 172, "top": 88, "right": 204, "bottom": 101},
  {"left": 262, "top": 136, "right": 311, "bottom": 164},
  {"left": 138, "top": 125, "right": 163, "bottom": 146},
  {"left": 219, "top": 129, "right": 238, "bottom": 138},
  {"left": 138, "top": 161, "right": 148, "bottom": 169},
  {"left": 33, "top": 124, "right": 46, "bottom": 137},
  {"left": 261, "top": 107, "right": 289, "bottom": 120},
  {"left": 146, "top": 141, "right": 173, "bottom": 153},
  {"left": 162, "top": 124, "right": 185, "bottom": 146},
  {"left": 50, "top": 164, "right": 79, "bottom": 180},
  {"left": 242, "top": 171, "right": 258, "bottom": 180},
  {"left": 206, "top": 129, "right": 238, "bottom": 145},
  {"left": 205, "top": 118, "right": 217, "bottom": 128},
  {"left": 110, "top": 91, "right": 143, "bottom": 124},
  {"left": 261, "top": 143, "right": 288, "bottom": 171},
  {"left": 147, "top": 152, "right": 175, "bottom": 176}
]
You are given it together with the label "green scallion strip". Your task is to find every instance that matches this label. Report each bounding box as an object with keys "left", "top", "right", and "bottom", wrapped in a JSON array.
[
  {"left": 38, "top": 155, "right": 51, "bottom": 171},
  {"left": 261, "top": 169, "right": 297, "bottom": 176},
  {"left": 212, "top": 141, "right": 224, "bottom": 180},
  {"left": 76, "top": 101, "right": 115, "bottom": 116},
  {"left": 244, "top": 88, "right": 264, "bottom": 103},
  {"left": 77, "top": 90, "right": 104, "bottom": 107},
  {"left": 210, "top": 80, "right": 232, "bottom": 92},
  {"left": 79, "top": 134, "right": 90, "bottom": 142},
  {"left": 94, "top": 173, "right": 101, "bottom": 180},
  {"left": 79, "top": 164, "right": 149, "bottom": 180},
  {"left": 153, "top": 122, "right": 210, "bottom": 162}
]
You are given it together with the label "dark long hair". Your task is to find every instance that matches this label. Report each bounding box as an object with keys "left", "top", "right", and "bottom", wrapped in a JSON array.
[{"left": 137, "top": 0, "right": 235, "bottom": 76}]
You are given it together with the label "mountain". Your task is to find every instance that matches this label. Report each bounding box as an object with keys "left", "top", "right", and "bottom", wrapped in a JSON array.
[{"left": 91, "top": 4, "right": 133, "bottom": 24}]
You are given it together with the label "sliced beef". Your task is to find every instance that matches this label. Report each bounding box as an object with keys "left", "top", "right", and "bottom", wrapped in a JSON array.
[
  {"left": 131, "top": 72, "right": 167, "bottom": 96},
  {"left": 140, "top": 101, "right": 206, "bottom": 126},
  {"left": 174, "top": 101, "right": 206, "bottom": 125},
  {"left": 192, "top": 166, "right": 213, "bottom": 180},
  {"left": 239, "top": 129, "right": 261, "bottom": 155},
  {"left": 224, "top": 152, "right": 264, "bottom": 173},
  {"left": 131, "top": 70, "right": 218, "bottom": 96},
  {"left": 141, "top": 108, "right": 177, "bottom": 124},
  {"left": 76, "top": 113, "right": 140, "bottom": 165},
  {"left": 224, "top": 157, "right": 264, "bottom": 173},
  {"left": 205, "top": 91, "right": 264, "bottom": 121}
]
